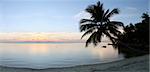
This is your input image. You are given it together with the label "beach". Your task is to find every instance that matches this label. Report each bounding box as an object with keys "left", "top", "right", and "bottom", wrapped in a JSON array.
[{"left": 0, "top": 55, "right": 149, "bottom": 72}]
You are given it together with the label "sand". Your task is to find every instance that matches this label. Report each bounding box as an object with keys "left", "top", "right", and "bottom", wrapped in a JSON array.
[{"left": 0, "top": 55, "right": 149, "bottom": 72}]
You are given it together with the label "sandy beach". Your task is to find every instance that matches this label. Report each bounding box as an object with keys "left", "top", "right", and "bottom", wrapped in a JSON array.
[{"left": 0, "top": 55, "right": 149, "bottom": 72}]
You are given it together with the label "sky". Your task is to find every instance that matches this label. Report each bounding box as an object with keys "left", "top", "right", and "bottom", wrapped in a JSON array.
[
  {"left": 0, "top": 0, "right": 149, "bottom": 42},
  {"left": 0, "top": 32, "right": 84, "bottom": 42}
]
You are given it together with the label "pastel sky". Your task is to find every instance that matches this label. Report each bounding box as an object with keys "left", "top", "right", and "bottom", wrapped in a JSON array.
[
  {"left": 0, "top": 32, "right": 84, "bottom": 42},
  {"left": 0, "top": 0, "right": 149, "bottom": 42}
]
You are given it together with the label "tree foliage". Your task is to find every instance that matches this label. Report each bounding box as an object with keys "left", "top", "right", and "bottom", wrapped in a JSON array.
[
  {"left": 116, "top": 13, "right": 149, "bottom": 58},
  {"left": 79, "top": 1, "right": 123, "bottom": 47}
]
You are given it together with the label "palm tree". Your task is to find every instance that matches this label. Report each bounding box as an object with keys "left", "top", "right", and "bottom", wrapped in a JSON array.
[{"left": 79, "top": 1, "right": 123, "bottom": 47}]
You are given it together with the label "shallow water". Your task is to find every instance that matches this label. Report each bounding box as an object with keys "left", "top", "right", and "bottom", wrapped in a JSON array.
[{"left": 0, "top": 43, "right": 124, "bottom": 69}]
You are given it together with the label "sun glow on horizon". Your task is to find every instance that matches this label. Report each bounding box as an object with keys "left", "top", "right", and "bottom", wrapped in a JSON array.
[
  {"left": 17, "top": 33, "right": 52, "bottom": 42},
  {"left": 0, "top": 32, "right": 84, "bottom": 42}
]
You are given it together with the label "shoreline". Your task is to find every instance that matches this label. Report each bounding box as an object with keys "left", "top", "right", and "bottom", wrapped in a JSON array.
[
  {"left": 0, "top": 55, "right": 149, "bottom": 72},
  {"left": 0, "top": 57, "right": 124, "bottom": 70}
]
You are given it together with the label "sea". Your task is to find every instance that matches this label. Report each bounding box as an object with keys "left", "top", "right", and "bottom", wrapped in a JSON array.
[{"left": 0, "top": 42, "right": 124, "bottom": 69}]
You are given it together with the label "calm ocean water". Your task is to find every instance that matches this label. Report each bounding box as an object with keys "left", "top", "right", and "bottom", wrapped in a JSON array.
[{"left": 0, "top": 43, "right": 124, "bottom": 69}]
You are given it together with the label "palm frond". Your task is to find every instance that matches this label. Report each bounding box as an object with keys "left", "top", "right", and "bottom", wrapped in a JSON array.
[
  {"left": 81, "top": 27, "right": 96, "bottom": 39},
  {"left": 102, "top": 9, "right": 110, "bottom": 22},
  {"left": 85, "top": 5, "right": 95, "bottom": 14},
  {"left": 96, "top": 30, "right": 103, "bottom": 42},
  {"left": 103, "top": 31, "right": 116, "bottom": 44},
  {"left": 109, "top": 28, "right": 121, "bottom": 37},
  {"left": 93, "top": 33, "right": 98, "bottom": 46},
  {"left": 97, "top": 1, "right": 100, "bottom": 7},
  {"left": 80, "top": 24, "right": 97, "bottom": 32},
  {"left": 110, "top": 21, "right": 124, "bottom": 27},
  {"left": 80, "top": 19, "right": 95, "bottom": 24},
  {"left": 85, "top": 32, "right": 97, "bottom": 47},
  {"left": 106, "top": 8, "right": 119, "bottom": 19}
]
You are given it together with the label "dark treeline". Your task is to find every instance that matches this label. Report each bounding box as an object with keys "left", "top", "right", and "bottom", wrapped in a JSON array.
[
  {"left": 79, "top": 1, "right": 149, "bottom": 58},
  {"left": 116, "top": 13, "right": 149, "bottom": 58}
]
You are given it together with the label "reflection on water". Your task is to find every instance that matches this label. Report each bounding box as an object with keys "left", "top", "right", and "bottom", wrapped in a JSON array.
[
  {"left": 91, "top": 46, "right": 118, "bottom": 60},
  {"left": 0, "top": 43, "right": 124, "bottom": 69},
  {"left": 28, "top": 44, "right": 49, "bottom": 55}
]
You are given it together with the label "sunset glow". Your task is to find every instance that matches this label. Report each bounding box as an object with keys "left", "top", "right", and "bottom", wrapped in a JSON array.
[{"left": 0, "top": 32, "right": 84, "bottom": 42}]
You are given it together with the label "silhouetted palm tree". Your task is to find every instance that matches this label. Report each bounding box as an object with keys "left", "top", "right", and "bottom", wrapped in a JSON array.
[{"left": 79, "top": 1, "right": 123, "bottom": 47}]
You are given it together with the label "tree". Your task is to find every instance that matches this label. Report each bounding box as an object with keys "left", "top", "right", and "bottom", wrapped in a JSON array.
[
  {"left": 79, "top": 1, "right": 123, "bottom": 47},
  {"left": 116, "top": 13, "right": 149, "bottom": 58}
]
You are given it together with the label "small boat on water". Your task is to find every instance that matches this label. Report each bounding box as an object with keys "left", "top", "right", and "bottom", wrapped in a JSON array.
[{"left": 102, "top": 46, "right": 106, "bottom": 48}]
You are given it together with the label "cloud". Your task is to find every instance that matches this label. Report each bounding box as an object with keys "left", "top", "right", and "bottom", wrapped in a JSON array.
[{"left": 73, "top": 11, "right": 90, "bottom": 21}]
